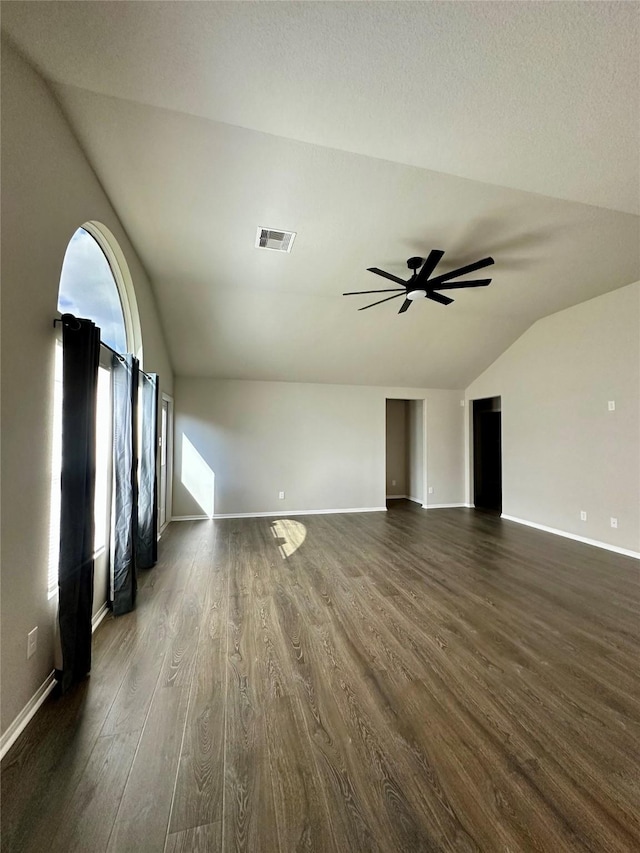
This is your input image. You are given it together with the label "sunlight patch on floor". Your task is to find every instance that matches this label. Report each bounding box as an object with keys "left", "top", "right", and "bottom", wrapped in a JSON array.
[{"left": 270, "top": 518, "right": 306, "bottom": 559}]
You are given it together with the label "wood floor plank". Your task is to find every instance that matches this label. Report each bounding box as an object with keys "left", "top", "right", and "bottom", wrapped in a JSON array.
[
  {"left": 3, "top": 506, "right": 640, "bottom": 852},
  {"left": 98, "top": 521, "right": 207, "bottom": 738},
  {"left": 0, "top": 618, "right": 142, "bottom": 853},
  {"left": 222, "top": 521, "right": 279, "bottom": 853},
  {"left": 270, "top": 562, "right": 398, "bottom": 850},
  {"left": 99, "top": 589, "right": 175, "bottom": 736},
  {"left": 47, "top": 730, "right": 139, "bottom": 853},
  {"left": 223, "top": 594, "right": 279, "bottom": 852},
  {"left": 247, "top": 521, "right": 338, "bottom": 852},
  {"left": 169, "top": 530, "right": 228, "bottom": 834},
  {"left": 283, "top": 551, "right": 463, "bottom": 850},
  {"left": 106, "top": 683, "right": 190, "bottom": 853},
  {"left": 165, "top": 821, "right": 222, "bottom": 853}
]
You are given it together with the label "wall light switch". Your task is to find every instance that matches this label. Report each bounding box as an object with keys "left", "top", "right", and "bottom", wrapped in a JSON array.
[
  {"left": 428, "top": 487, "right": 434, "bottom": 494},
  {"left": 580, "top": 511, "right": 587, "bottom": 521},
  {"left": 278, "top": 491, "right": 285, "bottom": 500},
  {"left": 610, "top": 517, "right": 618, "bottom": 528},
  {"left": 27, "top": 626, "right": 38, "bottom": 659},
  {"left": 460, "top": 400, "right": 465, "bottom": 407},
  {"left": 608, "top": 401, "right": 616, "bottom": 411}
]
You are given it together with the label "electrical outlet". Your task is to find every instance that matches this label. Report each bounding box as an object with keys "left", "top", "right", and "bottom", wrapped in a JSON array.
[
  {"left": 580, "top": 511, "right": 587, "bottom": 521},
  {"left": 391, "top": 479, "right": 396, "bottom": 487},
  {"left": 428, "top": 487, "right": 434, "bottom": 494},
  {"left": 610, "top": 517, "right": 618, "bottom": 528},
  {"left": 27, "top": 627, "right": 38, "bottom": 659},
  {"left": 278, "top": 491, "right": 285, "bottom": 500},
  {"left": 608, "top": 401, "right": 616, "bottom": 411}
]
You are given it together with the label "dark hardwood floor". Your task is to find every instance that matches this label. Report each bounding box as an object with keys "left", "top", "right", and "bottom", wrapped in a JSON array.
[{"left": 2, "top": 502, "right": 639, "bottom": 852}]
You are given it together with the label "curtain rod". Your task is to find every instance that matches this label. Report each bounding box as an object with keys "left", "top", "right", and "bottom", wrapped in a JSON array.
[{"left": 53, "top": 316, "right": 154, "bottom": 381}]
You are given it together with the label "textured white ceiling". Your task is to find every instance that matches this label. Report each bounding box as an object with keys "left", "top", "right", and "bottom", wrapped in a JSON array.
[
  {"left": 2, "top": 2, "right": 639, "bottom": 387},
  {"left": 4, "top": 1, "right": 638, "bottom": 213}
]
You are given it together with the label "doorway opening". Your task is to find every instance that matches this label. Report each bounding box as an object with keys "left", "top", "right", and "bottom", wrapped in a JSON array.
[
  {"left": 385, "top": 399, "right": 425, "bottom": 508},
  {"left": 472, "top": 396, "right": 502, "bottom": 513}
]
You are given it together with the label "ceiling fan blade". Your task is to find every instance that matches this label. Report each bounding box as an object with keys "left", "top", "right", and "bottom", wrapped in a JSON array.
[
  {"left": 398, "top": 299, "right": 412, "bottom": 314},
  {"left": 343, "top": 288, "right": 405, "bottom": 296},
  {"left": 427, "top": 291, "right": 454, "bottom": 306},
  {"left": 433, "top": 278, "right": 492, "bottom": 291},
  {"left": 367, "top": 267, "right": 407, "bottom": 286},
  {"left": 414, "top": 249, "right": 445, "bottom": 285},
  {"left": 358, "top": 293, "right": 404, "bottom": 311},
  {"left": 428, "top": 256, "right": 494, "bottom": 286}
]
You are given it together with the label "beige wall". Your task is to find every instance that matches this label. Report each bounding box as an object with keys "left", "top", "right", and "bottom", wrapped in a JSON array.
[
  {"left": 1, "top": 41, "right": 173, "bottom": 735},
  {"left": 385, "top": 400, "right": 407, "bottom": 497},
  {"left": 173, "top": 380, "right": 464, "bottom": 517},
  {"left": 465, "top": 282, "right": 640, "bottom": 553}
]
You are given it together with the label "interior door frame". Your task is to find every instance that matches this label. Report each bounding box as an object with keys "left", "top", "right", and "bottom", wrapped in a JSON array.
[
  {"left": 466, "top": 394, "right": 502, "bottom": 512},
  {"left": 159, "top": 392, "right": 174, "bottom": 534},
  {"left": 383, "top": 396, "right": 428, "bottom": 507}
]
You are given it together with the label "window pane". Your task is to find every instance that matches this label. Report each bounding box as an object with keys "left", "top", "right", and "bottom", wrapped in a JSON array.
[
  {"left": 58, "top": 227, "right": 127, "bottom": 353},
  {"left": 94, "top": 366, "right": 112, "bottom": 553},
  {"left": 161, "top": 405, "right": 167, "bottom": 466},
  {"left": 47, "top": 341, "right": 63, "bottom": 598}
]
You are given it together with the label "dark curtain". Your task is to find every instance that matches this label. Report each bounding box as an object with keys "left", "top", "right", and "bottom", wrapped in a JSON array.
[
  {"left": 137, "top": 372, "right": 159, "bottom": 569},
  {"left": 111, "top": 353, "right": 139, "bottom": 615},
  {"left": 57, "top": 318, "right": 100, "bottom": 693}
]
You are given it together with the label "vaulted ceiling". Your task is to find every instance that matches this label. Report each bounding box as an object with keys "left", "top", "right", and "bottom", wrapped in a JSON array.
[{"left": 3, "top": 1, "right": 639, "bottom": 387}]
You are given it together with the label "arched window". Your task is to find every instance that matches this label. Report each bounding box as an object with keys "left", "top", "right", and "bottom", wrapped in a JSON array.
[
  {"left": 49, "top": 224, "right": 139, "bottom": 601},
  {"left": 57, "top": 226, "right": 128, "bottom": 352}
]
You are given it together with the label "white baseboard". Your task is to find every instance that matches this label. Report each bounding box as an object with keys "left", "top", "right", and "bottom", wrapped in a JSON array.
[
  {"left": 423, "top": 502, "right": 468, "bottom": 509},
  {"left": 1, "top": 601, "right": 111, "bottom": 762},
  {"left": 501, "top": 514, "right": 640, "bottom": 560},
  {"left": 174, "top": 506, "right": 387, "bottom": 521},
  {"left": 92, "top": 602, "right": 109, "bottom": 632},
  {"left": 388, "top": 500, "right": 468, "bottom": 509},
  {"left": 0, "top": 671, "right": 56, "bottom": 761},
  {"left": 171, "top": 514, "right": 210, "bottom": 521}
]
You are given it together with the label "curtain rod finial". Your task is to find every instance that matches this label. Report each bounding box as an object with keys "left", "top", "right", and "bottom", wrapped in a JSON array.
[{"left": 60, "top": 313, "right": 82, "bottom": 331}]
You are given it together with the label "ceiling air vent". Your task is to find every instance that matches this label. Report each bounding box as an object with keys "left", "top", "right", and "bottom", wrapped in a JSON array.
[{"left": 255, "top": 227, "right": 296, "bottom": 253}]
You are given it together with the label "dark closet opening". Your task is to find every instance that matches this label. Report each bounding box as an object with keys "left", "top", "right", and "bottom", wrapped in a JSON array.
[{"left": 473, "top": 396, "right": 502, "bottom": 513}]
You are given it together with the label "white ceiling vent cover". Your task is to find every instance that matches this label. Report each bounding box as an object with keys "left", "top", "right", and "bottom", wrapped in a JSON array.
[{"left": 255, "top": 227, "right": 296, "bottom": 253}]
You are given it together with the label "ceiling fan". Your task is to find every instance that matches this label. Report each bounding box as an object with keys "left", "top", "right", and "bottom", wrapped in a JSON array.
[{"left": 344, "top": 250, "right": 495, "bottom": 313}]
